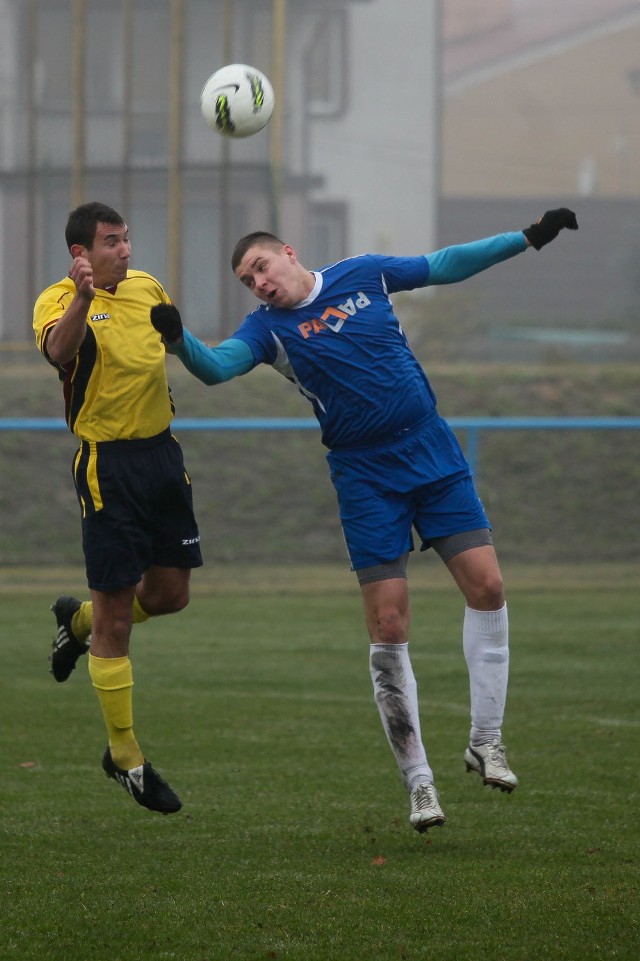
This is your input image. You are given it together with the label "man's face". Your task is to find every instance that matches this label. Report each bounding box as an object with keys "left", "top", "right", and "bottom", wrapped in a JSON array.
[
  {"left": 82, "top": 221, "right": 131, "bottom": 287},
  {"left": 234, "top": 243, "right": 312, "bottom": 309}
]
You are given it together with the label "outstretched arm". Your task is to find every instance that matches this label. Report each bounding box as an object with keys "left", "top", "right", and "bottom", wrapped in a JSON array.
[
  {"left": 173, "top": 329, "right": 254, "bottom": 385},
  {"left": 150, "top": 304, "right": 254, "bottom": 385},
  {"left": 426, "top": 208, "right": 578, "bottom": 286},
  {"left": 425, "top": 232, "right": 527, "bottom": 286}
]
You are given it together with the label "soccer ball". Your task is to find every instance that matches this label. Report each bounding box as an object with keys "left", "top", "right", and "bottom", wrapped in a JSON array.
[{"left": 200, "top": 63, "right": 275, "bottom": 139}]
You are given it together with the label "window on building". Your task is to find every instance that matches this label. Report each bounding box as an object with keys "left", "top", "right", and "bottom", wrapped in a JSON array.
[
  {"left": 308, "top": 202, "right": 347, "bottom": 266},
  {"left": 305, "top": 11, "right": 347, "bottom": 118},
  {"left": 35, "top": 9, "right": 70, "bottom": 112}
]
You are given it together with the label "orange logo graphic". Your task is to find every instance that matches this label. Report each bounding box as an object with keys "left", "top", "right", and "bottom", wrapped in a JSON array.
[{"left": 297, "top": 293, "right": 371, "bottom": 339}]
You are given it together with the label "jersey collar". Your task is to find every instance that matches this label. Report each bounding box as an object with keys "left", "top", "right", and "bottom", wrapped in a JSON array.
[{"left": 293, "top": 271, "right": 323, "bottom": 308}]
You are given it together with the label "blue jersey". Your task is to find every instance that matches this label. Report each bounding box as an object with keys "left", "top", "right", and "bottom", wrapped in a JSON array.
[
  {"left": 232, "top": 254, "right": 434, "bottom": 449},
  {"left": 174, "top": 231, "right": 527, "bottom": 454},
  {"left": 171, "top": 230, "right": 528, "bottom": 564}
]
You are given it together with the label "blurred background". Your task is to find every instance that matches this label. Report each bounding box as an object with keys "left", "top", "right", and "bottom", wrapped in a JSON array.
[
  {"left": 0, "top": 0, "right": 639, "bottom": 355},
  {"left": 1, "top": 0, "right": 639, "bottom": 569}
]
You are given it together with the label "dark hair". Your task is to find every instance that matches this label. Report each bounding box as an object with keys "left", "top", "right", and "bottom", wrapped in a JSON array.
[
  {"left": 231, "top": 231, "right": 284, "bottom": 272},
  {"left": 64, "top": 201, "right": 124, "bottom": 252}
]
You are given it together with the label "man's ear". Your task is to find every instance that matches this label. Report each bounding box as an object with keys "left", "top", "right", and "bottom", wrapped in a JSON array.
[{"left": 69, "top": 244, "right": 86, "bottom": 259}]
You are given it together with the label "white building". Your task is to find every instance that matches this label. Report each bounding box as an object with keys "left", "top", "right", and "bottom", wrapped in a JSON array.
[
  {"left": 3, "top": 0, "right": 637, "bottom": 357},
  {"left": 0, "top": 0, "right": 439, "bottom": 341}
]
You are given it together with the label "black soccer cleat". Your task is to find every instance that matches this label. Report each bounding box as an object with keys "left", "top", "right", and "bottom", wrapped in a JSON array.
[
  {"left": 50, "top": 595, "right": 90, "bottom": 682},
  {"left": 102, "top": 748, "right": 182, "bottom": 814}
]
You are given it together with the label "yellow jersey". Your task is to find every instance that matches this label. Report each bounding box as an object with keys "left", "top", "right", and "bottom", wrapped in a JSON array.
[{"left": 34, "top": 270, "right": 175, "bottom": 442}]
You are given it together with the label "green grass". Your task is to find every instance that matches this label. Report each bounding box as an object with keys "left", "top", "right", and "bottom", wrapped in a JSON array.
[
  {"left": 1, "top": 567, "right": 638, "bottom": 960},
  {"left": 2, "top": 358, "right": 640, "bottom": 566}
]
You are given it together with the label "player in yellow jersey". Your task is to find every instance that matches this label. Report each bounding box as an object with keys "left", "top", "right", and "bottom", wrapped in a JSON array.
[{"left": 33, "top": 202, "right": 203, "bottom": 814}]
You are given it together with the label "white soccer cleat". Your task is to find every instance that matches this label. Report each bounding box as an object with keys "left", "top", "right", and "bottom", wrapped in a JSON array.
[
  {"left": 409, "top": 782, "right": 446, "bottom": 833},
  {"left": 464, "top": 740, "right": 518, "bottom": 792}
]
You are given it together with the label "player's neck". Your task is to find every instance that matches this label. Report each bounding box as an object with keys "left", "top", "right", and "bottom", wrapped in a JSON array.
[{"left": 299, "top": 269, "right": 315, "bottom": 301}]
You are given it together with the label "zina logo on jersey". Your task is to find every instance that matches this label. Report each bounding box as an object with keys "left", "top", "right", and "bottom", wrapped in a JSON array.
[{"left": 298, "top": 292, "right": 371, "bottom": 339}]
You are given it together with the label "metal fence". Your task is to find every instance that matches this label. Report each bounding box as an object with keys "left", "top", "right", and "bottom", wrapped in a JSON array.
[{"left": 2, "top": 415, "right": 638, "bottom": 476}]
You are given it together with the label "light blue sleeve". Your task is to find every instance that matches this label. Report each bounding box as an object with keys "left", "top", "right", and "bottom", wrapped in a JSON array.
[
  {"left": 425, "top": 231, "right": 528, "bottom": 285},
  {"left": 170, "top": 328, "right": 255, "bottom": 385}
]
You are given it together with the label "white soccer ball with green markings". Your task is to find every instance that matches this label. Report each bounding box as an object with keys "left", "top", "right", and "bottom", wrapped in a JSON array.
[{"left": 200, "top": 63, "right": 275, "bottom": 139}]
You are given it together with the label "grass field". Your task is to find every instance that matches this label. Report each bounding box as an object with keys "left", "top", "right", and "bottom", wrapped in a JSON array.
[{"left": 1, "top": 565, "right": 638, "bottom": 961}]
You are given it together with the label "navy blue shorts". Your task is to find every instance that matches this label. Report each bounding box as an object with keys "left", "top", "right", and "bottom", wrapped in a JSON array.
[
  {"left": 72, "top": 429, "right": 203, "bottom": 592},
  {"left": 327, "top": 415, "right": 490, "bottom": 571}
]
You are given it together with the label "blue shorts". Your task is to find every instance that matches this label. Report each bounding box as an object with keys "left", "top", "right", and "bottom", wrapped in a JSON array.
[
  {"left": 327, "top": 414, "right": 490, "bottom": 571},
  {"left": 72, "top": 429, "right": 203, "bottom": 592}
]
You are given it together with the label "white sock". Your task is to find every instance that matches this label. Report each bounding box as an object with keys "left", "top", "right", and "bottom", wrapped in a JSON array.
[
  {"left": 369, "top": 642, "right": 433, "bottom": 790},
  {"left": 463, "top": 603, "right": 509, "bottom": 746}
]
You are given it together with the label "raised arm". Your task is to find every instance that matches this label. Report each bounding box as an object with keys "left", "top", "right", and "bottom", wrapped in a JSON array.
[
  {"left": 45, "top": 256, "right": 96, "bottom": 364},
  {"left": 425, "top": 232, "right": 527, "bottom": 286},
  {"left": 150, "top": 304, "right": 254, "bottom": 385},
  {"left": 426, "top": 208, "right": 578, "bottom": 286}
]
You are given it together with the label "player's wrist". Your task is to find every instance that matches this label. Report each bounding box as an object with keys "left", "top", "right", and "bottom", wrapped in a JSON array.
[{"left": 163, "top": 333, "right": 184, "bottom": 351}]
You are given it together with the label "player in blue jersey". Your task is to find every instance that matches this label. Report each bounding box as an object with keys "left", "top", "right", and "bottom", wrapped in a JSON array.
[{"left": 151, "top": 208, "right": 577, "bottom": 833}]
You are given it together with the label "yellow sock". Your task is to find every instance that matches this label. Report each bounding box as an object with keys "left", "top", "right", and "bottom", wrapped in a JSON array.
[
  {"left": 88, "top": 654, "right": 144, "bottom": 770},
  {"left": 72, "top": 595, "right": 149, "bottom": 641},
  {"left": 132, "top": 596, "right": 150, "bottom": 624},
  {"left": 72, "top": 601, "right": 93, "bottom": 641}
]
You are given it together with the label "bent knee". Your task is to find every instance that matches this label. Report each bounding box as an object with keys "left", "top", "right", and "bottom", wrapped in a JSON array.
[
  {"left": 467, "top": 574, "right": 505, "bottom": 611},
  {"left": 141, "top": 586, "right": 190, "bottom": 617},
  {"left": 162, "top": 588, "right": 190, "bottom": 614}
]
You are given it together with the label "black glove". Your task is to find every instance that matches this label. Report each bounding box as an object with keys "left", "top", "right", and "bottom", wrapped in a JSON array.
[
  {"left": 150, "top": 303, "right": 183, "bottom": 344},
  {"left": 523, "top": 208, "right": 578, "bottom": 250}
]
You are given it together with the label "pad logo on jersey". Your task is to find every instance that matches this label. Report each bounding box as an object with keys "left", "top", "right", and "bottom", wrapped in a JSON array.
[
  {"left": 90, "top": 313, "right": 110, "bottom": 322},
  {"left": 298, "top": 292, "right": 371, "bottom": 339}
]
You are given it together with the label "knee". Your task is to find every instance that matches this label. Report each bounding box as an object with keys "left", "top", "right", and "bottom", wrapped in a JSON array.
[
  {"left": 369, "top": 609, "right": 408, "bottom": 645},
  {"left": 141, "top": 583, "right": 190, "bottom": 616},
  {"left": 91, "top": 611, "right": 133, "bottom": 656},
  {"left": 466, "top": 571, "right": 505, "bottom": 611},
  {"left": 160, "top": 586, "right": 190, "bottom": 615}
]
